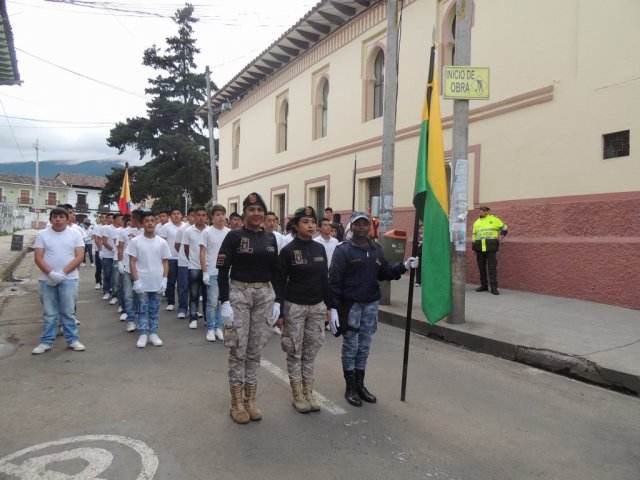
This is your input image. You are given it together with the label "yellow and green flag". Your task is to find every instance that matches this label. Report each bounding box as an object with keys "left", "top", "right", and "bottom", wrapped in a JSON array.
[{"left": 413, "top": 70, "right": 452, "bottom": 324}]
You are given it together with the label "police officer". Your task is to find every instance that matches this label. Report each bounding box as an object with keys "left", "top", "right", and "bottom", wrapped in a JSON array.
[
  {"left": 217, "top": 192, "right": 282, "bottom": 424},
  {"left": 279, "top": 206, "right": 329, "bottom": 413},
  {"left": 328, "top": 211, "right": 418, "bottom": 407},
  {"left": 472, "top": 205, "right": 508, "bottom": 295}
]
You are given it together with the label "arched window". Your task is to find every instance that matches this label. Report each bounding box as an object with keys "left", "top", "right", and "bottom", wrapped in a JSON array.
[
  {"left": 373, "top": 50, "right": 384, "bottom": 119},
  {"left": 314, "top": 77, "right": 329, "bottom": 139},
  {"left": 232, "top": 122, "right": 240, "bottom": 169},
  {"left": 277, "top": 98, "right": 289, "bottom": 153}
]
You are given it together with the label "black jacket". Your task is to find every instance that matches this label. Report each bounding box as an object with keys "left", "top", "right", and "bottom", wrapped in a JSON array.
[{"left": 279, "top": 237, "right": 329, "bottom": 306}]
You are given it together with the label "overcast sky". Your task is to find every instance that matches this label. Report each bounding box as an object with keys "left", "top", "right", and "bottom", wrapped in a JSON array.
[{"left": 0, "top": 0, "right": 316, "bottom": 165}]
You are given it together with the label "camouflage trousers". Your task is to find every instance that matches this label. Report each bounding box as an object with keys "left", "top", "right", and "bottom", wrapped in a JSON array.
[
  {"left": 281, "top": 301, "right": 326, "bottom": 382},
  {"left": 228, "top": 283, "right": 275, "bottom": 388}
]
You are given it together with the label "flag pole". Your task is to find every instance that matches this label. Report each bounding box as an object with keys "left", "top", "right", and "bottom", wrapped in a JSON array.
[{"left": 401, "top": 43, "right": 436, "bottom": 402}]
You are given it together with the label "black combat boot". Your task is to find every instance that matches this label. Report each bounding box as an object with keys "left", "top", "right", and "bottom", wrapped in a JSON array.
[
  {"left": 475, "top": 286, "right": 488, "bottom": 292},
  {"left": 491, "top": 287, "right": 500, "bottom": 295},
  {"left": 354, "top": 369, "right": 377, "bottom": 403},
  {"left": 343, "top": 370, "right": 362, "bottom": 407}
]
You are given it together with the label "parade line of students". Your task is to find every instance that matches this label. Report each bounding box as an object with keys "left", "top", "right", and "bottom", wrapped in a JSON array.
[{"left": 30, "top": 194, "right": 418, "bottom": 423}]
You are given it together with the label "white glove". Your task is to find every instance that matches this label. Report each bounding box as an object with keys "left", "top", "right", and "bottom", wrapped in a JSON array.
[
  {"left": 133, "top": 280, "right": 144, "bottom": 294},
  {"left": 159, "top": 277, "right": 167, "bottom": 295},
  {"left": 48, "top": 271, "right": 66, "bottom": 285},
  {"left": 404, "top": 256, "right": 419, "bottom": 270},
  {"left": 99, "top": 251, "right": 103, "bottom": 259},
  {"left": 118, "top": 262, "right": 125, "bottom": 274},
  {"left": 221, "top": 301, "right": 234, "bottom": 327},
  {"left": 329, "top": 308, "right": 339, "bottom": 335},
  {"left": 202, "top": 274, "right": 210, "bottom": 287},
  {"left": 270, "top": 302, "right": 281, "bottom": 326},
  {"left": 46, "top": 279, "right": 58, "bottom": 287}
]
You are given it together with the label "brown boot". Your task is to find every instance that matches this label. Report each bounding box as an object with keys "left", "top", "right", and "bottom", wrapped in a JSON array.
[
  {"left": 302, "top": 380, "right": 320, "bottom": 412},
  {"left": 229, "top": 386, "right": 250, "bottom": 424},
  {"left": 290, "top": 380, "right": 311, "bottom": 413},
  {"left": 244, "top": 383, "right": 262, "bottom": 421}
]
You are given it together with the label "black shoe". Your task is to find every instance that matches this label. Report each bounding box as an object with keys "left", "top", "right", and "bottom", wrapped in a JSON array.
[
  {"left": 343, "top": 370, "right": 362, "bottom": 407},
  {"left": 491, "top": 287, "right": 500, "bottom": 295},
  {"left": 475, "top": 286, "right": 488, "bottom": 292},
  {"left": 354, "top": 369, "right": 377, "bottom": 403}
]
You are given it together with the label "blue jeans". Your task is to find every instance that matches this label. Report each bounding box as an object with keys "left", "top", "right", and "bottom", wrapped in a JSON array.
[
  {"left": 341, "top": 301, "right": 379, "bottom": 371},
  {"left": 137, "top": 291, "right": 161, "bottom": 336},
  {"left": 84, "top": 243, "right": 93, "bottom": 264},
  {"left": 188, "top": 269, "right": 207, "bottom": 321},
  {"left": 166, "top": 259, "right": 178, "bottom": 306},
  {"left": 117, "top": 272, "right": 125, "bottom": 306},
  {"left": 102, "top": 257, "right": 113, "bottom": 295},
  {"left": 122, "top": 272, "right": 139, "bottom": 324},
  {"left": 111, "top": 261, "right": 120, "bottom": 300},
  {"left": 205, "top": 274, "right": 222, "bottom": 330},
  {"left": 94, "top": 253, "right": 102, "bottom": 284},
  {"left": 39, "top": 279, "right": 79, "bottom": 346},
  {"left": 177, "top": 266, "right": 189, "bottom": 314}
]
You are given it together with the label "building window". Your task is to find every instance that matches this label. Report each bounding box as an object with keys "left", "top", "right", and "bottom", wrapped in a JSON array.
[
  {"left": 314, "top": 77, "right": 329, "bottom": 139},
  {"left": 77, "top": 193, "right": 88, "bottom": 211},
  {"left": 309, "top": 186, "right": 326, "bottom": 215},
  {"left": 442, "top": 1, "right": 474, "bottom": 72},
  {"left": 19, "top": 189, "right": 31, "bottom": 204},
  {"left": 277, "top": 98, "right": 289, "bottom": 153},
  {"left": 0, "top": 187, "right": 4, "bottom": 202},
  {"left": 603, "top": 130, "right": 630, "bottom": 159},
  {"left": 272, "top": 193, "right": 286, "bottom": 226},
  {"left": 229, "top": 201, "right": 238, "bottom": 213},
  {"left": 232, "top": 121, "right": 241, "bottom": 169},
  {"left": 47, "top": 192, "right": 57, "bottom": 206},
  {"left": 373, "top": 50, "right": 385, "bottom": 119}
]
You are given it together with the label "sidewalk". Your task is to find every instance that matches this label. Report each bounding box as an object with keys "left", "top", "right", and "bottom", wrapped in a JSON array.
[
  {"left": 379, "top": 276, "right": 640, "bottom": 395},
  {"left": 0, "top": 229, "right": 39, "bottom": 282}
]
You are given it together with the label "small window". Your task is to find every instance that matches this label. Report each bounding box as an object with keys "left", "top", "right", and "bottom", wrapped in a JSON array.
[
  {"left": 309, "top": 186, "right": 326, "bottom": 215},
  {"left": 232, "top": 122, "right": 241, "bottom": 169},
  {"left": 20, "top": 189, "right": 31, "bottom": 204},
  {"left": 273, "top": 193, "right": 286, "bottom": 225},
  {"left": 373, "top": 50, "right": 385, "bottom": 119},
  {"left": 321, "top": 80, "right": 329, "bottom": 138},
  {"left": 277, "top": 99, "right": 289, "bottom": 153},
  {"left": 314, "top": 78, "right": 329, "bottom": 139},
  {"left": 47, "top": 192, "right": 57, "bottom": 206},
  {"left": 229, "top": 202, "right": 238, "bottom": 213},
  {"left": 603, "top": 130, "right": 630, "bottom": 159}
]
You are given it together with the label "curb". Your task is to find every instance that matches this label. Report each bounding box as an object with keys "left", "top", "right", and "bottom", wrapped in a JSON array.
[
  {"left": 377, "top": 309, "right": 640, "bottom": 397},
  {"left": 0, "top": 241, "right": 33, "bottom": 282}
]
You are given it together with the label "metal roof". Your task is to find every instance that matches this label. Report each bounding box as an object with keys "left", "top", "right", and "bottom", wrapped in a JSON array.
[
  {"left": 0, "top": 0, "right": 20, "bottom": 86},
  {"left": 210, "top": 0, "right": 380, "bottom": 111}
]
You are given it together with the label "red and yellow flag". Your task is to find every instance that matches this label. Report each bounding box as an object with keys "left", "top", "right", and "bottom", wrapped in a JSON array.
[{"left": 118, "top": 167, "right": 132, "bottom": 214}]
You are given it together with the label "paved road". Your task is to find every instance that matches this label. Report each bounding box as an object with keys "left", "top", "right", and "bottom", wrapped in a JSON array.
[{"left": 1, "top": 255, "right": 639, "bottom": 479}]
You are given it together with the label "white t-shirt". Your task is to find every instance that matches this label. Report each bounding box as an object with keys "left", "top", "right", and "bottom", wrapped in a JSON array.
[
  {"left": 314, "top": 235, "right": 339, "bottom": 268},
  {"left": 126, "top": 235, "right": 171, "bottom": 292},
  {"left": 101, "top": 224, "right": 117, "bottom": 259},
  {"left": 282, "top": 233, "right": 295, "bottom": 247},
  {"left": 271, "top": 230, "right": 285, "bottom": 252},
  {"left": 159, "top": 221, "right": 183, "bottom": 260},
  {"left": 175, "top": 222, "right": 192, "bottom": 268},
  {"left": 118, "top": 226, "right": 142, "bottom": 273},
  {"left": 82, "top": 225, "right": 93, "bottom": 244},
  {"left": 34, "top": 226, "right": 84, "bottom": 281},
  {"left": 199, "top": 225, "right": 230, "bottom": 275},
  {"left": 93, "top": 224, "right": 103, "bottom": 250},
  {"left": 184, "top": 225, "right": 208, "bottom": 270}
]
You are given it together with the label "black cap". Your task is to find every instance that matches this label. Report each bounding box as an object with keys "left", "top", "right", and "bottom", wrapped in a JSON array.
[
  {"left": 479, "top": 205, "right": 491, "bottom": 211},
  {"left": 242, "top": 192, "right": 267, "bottom": 212},
  {"left": 292, "top": 206, "right": 317, "bottom": 224}
]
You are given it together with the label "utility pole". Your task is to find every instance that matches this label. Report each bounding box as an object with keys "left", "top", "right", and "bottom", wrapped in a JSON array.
[
  {"left": 379, "top": 0, "right": 400, "bottom": 305},
  {"left": 33, "top": 139, "right": 40, "bottom": 226},
  {"left": 205, "top": 66, "right": 218, "bottom": 205},
  {"left": 448, "top": 0, "right": 472, "bottom": 324}
]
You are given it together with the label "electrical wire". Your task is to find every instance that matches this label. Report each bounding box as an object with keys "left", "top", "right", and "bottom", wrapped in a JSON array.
[
  {"left": 0, "top": 97, "right": 27, "bottom": 162},
  {"left": 0, "top": 114, "right": 114, "bottom": 124}
]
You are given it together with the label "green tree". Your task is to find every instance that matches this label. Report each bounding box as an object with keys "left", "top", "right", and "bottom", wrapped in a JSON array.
[{"left": 105, "top": 4, "right": 213, "bottom": 210}]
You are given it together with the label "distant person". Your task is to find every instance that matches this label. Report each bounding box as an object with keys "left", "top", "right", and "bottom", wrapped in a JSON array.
[
  {"left": 332, "top": 213, "right": 345, "bottom": 242},
  {"left": 93, "top": 213, "right": 106, "bottom": 290},
  {"left": 314, "top": 217, "right": 339, "bottom": 267},
  {"left": 32, "top": 207, "right": 86, "bottom": 355},
  {"left": 159, "top": 207, "right": 184, "bottom": 312},
  {"left": 127, "top": 211, "right": 170, "bottom": 348},
  {"left": 472, "top": 206, "right": 508, "bottom": 295},
  {"left": 264, "top": 211, "right": 285, "bottom": 252},
  {"left": 228, "top": 212, "right": 244, "bottom": 230},
  {"left": 118, "top": 209, "right": 143, "bottom": 331},
  {"left": 81, "top": 219, "right": 94, "bottom": 266},
  {"left": 174, "top": 207, "right": 195, "bottom": 319},
  {"left": 184, "top": 205, "right": 209, "bottom": 330}
]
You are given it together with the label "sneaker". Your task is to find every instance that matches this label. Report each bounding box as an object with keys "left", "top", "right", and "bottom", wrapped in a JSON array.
[
  {"left": 75, "top": 319, "right": 80, "bottom": 326},
  {"left": 102, "top": 293, "right": 110, "bottom": 300},
  {"left": 137, "top": 334, "right": 148, "bottom": 348},
  {"left": 126, "top": 321, "right": 136, "bottom": 332},
  {"left": 81, "top": 263, "right": 86, "bottom": 267},
  {"left": 149, "top": 334, "right": 163, "bottom": 347},
  {"left": 69, "top": 341, "right": 85, "bottom": 351},
  {"left": 272, "top": 325, "right": 282, "bottom": 335},
  {"left": 32, "top": 343, "right": 52, "bottom": 355},
  {"left": 95, "top": 283, "right": 101, "bottom": 290},
  {"left": 166, "top": 304, "right": 175, "bottom": 311},
  {"left": 189, "top": 320, "right": 197, "bottom": 329},
  {"left": 214, "top": 327, "right": 224, "bottom": 341},
  {"left": 197, "top": 312, "right": 203, "bottom": 318},
  {"left": 177, "top": 312, "right": 186, "bottom": 319},
  {"left": 117, "top": 305, "right": 123, "bottom": 313},
  {"left": 91, "top": 263, "right": 95, "bottom": 267},
  {"left": 109, "top": 297, "right": 118, "bottom": 305},
  {"left": 206, "top": 329, "right": 216, "bottom": 342},
  {"left": 119, "top": 313, "right": 128, "bottom": 321}
]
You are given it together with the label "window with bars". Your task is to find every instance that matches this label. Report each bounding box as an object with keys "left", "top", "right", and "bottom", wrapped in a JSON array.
[{"left": 603, "top": 130, "right": 630, "bottom": 159}]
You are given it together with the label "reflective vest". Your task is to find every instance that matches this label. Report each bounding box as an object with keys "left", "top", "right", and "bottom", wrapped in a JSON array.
[{"left": 472, "top": 215, "right": 507, "bottom": 252}]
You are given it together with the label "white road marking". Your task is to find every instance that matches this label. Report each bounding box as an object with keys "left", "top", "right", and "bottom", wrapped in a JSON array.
[
  {"left": 0, "top": 434, "right": 158, "bottom": 480},
  {"left": 260, "top": 359, "right": 347, "bottom": 415}
]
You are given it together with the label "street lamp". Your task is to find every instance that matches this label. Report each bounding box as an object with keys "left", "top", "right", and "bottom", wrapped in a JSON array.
[{"left": 182, "top": 189, "right": 190, "bottom": 216}]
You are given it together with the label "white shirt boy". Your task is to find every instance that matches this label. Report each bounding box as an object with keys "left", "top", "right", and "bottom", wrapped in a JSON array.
[
  {"left": 34, "top": 226, "right": 84, "bottom": 281},
  {"left": 199, "top": 225, "right": 230, "bottom": 275},
  {"left": 126, "top": 236, "right": 171, "bottom": 292}
]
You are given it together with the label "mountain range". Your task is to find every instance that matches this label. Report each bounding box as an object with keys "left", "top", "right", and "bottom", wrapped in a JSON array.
[{"left": 0, "top": 160, "right": 123, "bottom": 179}]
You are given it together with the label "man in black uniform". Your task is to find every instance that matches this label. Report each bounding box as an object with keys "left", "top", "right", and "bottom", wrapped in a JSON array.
[
  {"left": 217, "top": 192, "right": 283, "bottom": 424},
  {"left": 279, "top": 206, "right": 329, "bottom": 413}
]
